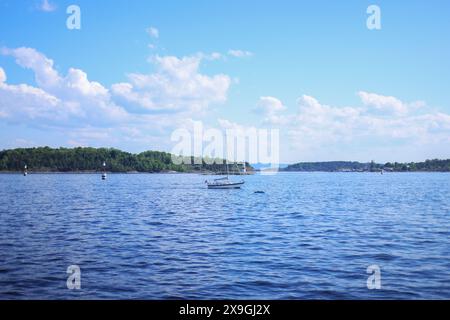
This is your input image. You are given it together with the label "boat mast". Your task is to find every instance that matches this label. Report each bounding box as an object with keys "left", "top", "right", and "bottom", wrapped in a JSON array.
[{"left": 226, "top": 159, "right": 229, "bottom": 178}]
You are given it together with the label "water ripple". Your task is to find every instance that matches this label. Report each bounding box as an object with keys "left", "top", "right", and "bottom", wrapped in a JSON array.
[{"left": 0, "top": 172, "right": 449, "bottom": 299}]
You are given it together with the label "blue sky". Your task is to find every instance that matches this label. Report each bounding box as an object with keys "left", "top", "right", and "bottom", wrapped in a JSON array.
[{"left": 1, "top": 0, "right": 450, "bottom": 163}]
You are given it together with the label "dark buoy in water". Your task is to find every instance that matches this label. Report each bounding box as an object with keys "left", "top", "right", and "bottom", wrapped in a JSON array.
[{"left": 101, "top": 161, "right": 107, "bottom": 180}]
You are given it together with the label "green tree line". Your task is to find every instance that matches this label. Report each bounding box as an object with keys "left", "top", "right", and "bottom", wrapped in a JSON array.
[
  {"left": 283, "top": 161, "right": 372, "bottom": 172},
  {"left": 384, "top": 159, "right": 450, "bottom": 172},
  {"left": 283, "top": 159, "right": 450, "bottom": 172},
  {"left": 0, "top": 147, "right": 249, "bottom": 173}
]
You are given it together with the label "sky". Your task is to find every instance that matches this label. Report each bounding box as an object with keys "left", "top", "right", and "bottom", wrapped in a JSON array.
[{"left": 0, "top": 0, "right": 450, "bottom": 163}]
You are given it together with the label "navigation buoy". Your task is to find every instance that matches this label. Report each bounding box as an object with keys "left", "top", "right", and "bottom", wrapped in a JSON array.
[{"left": 101, "top": 161, "right": 107, "bottom": 180}]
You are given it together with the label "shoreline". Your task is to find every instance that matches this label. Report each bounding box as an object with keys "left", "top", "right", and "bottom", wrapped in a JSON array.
[
  {"left": 0, "top": 171, "right": 255, "bottom": 175},
  {"left": 1, "top": 170, "right": 448, "bottom": 174}
]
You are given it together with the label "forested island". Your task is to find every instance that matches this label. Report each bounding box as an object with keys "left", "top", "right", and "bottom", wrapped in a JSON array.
[
  {"left": 0, "top": 147, "right": 250, "bottom": 173},
  {"left": 282, "top": 160, "right": 450, "bottom": 172},
  {"left": 1, "top": 147, "right": 449, "bottom": 173}
]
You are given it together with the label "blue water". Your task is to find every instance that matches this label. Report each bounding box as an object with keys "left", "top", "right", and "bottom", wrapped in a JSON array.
[{"left": 0, "top": 172, "right": 449, "bottom": 299}]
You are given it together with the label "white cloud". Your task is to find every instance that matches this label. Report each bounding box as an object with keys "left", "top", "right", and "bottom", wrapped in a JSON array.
[
  {"left": 1, "top": 47, "right": 60, "bottom": 89},
  {"left": 3, "top": 46, "right": 449, "bottom": 162},
  {"left": 2, "top": 47, "right": 110, "bottom": 101},
  {"left": 252, "top": 93, "right": 450, "bottom": 162},
  {"left": 228, "top": 50, "right": 253, "bottom": 58},
  {"left": 199, "top": 52, "right": 223, "bottom": 61},
  {"left": 1, "top": 47, "right": 231, "bottom": 123},
  {"left": 112, "top": 54, "right": 231, "bottom": 112},
  {"left": 0, "top": 67, "right": 6, "bottom": 83},
  {"left": 146, "top": 27, "right": 159, "bottom": 39},
  {"left": 0, "top": 65, "right": 62, "bottom": 121},
  {"left": 287, "top": 95, "right": 363, "bottom": 147},
  {"left": 38, "top": 0, "right": 56, "bottom": 12},
  {"left": 0, "top": 47, "right": 234, "bottom": 152},
  {"left": 218, "top": 118, "right": 255, "bottom": 132},
  {"left": 254, "top": 96, "right": 287, "bottom": 125},
  {"left": 357, "top": 91, "right": 425, "bottom": 115},
  {"left": 297, "top": 95, "right": 361, "bottom": 119},
  {"left": 210, "top": 52, "right": 222, "bottom": 60},
  {"left": 257, "top": 96, "right": 286, "bottom": 114},
  {"left": 0, "top": 47, "right": 128, "bottom": 126}
]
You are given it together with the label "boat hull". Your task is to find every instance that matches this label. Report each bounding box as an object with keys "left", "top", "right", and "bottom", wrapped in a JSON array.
[{"left": 207, "top": 181, "right": 244, "bottom": 189}]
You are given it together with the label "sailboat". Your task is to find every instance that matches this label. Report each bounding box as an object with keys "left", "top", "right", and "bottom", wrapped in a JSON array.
[
  {"left": 23, "top": 164, "right": 28, "bottom": 176},
  {"left": 205, "top": 161, "right": 244, "bottom": 189}
]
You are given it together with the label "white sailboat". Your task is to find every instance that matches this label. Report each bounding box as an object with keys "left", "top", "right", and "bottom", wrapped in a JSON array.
[
  {"left": 205, "top": 161, "right": 244, "bottom": 189},
  {"left": 23, "top": 164, "right": 28, "bottom": 176}
]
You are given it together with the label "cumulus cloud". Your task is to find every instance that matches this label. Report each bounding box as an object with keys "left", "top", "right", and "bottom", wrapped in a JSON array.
[
  {"left": 111, "top": 54, "right": 231, "bottom": 112},
  {"left": 1, "top": 47, "right": 60, "bottom": 89},
  {"left": 228, "top": 50, "right": 253, "bottom": 58},
  {"left": 1, "top": 47, "right": 129, "bottom": 126},
  {"left": 1, "top": 47, "right": 232, "bottom": 125},
  {"left": 297, "top": 95, "right": 361, "bottom": 119},
  {"left": 257, "top": 96, "right": 285, "bottom": 114},
  {"left": 0, "top": 46, "right": 234, "bottom": 150},
  {"left": 0, "top": 79, "right": 61, "bottom": 121},
  {"left": 2, "top": 47, "right": 113, "bottom": 102},
  {"left": 252, "top": 93, "right": 450, "bottom": 161},
  {"left": 278, "top": 95, "right": 363, "bottom": 152},
  {"left": 358, "top": 91, "right": 425, "bottom": 115},
  {"left": 3, "top": 46, "right": 449, "bottom": 162},
  {"left": 0, "top": 67, "right": 6, "bottom": 83},
  {"left": 254, "top": 96, "right": 287, "bottom": 125}
]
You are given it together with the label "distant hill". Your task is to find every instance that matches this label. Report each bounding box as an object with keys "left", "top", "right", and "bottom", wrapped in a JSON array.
[
  {"left": 383, "top": 159, "right": 450, "bottom": 172},
  {"left": 1, "top": 147, "right": 449, "bottom": 173},
  {"left": 282, "top": 160, "right": 450, "bottom": 172},
  {"left": 282, "top": 161, "right": 374, "bottom": 172},
  {"left": 0, "top": 147, "right": 251, "bottom": 173}
]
